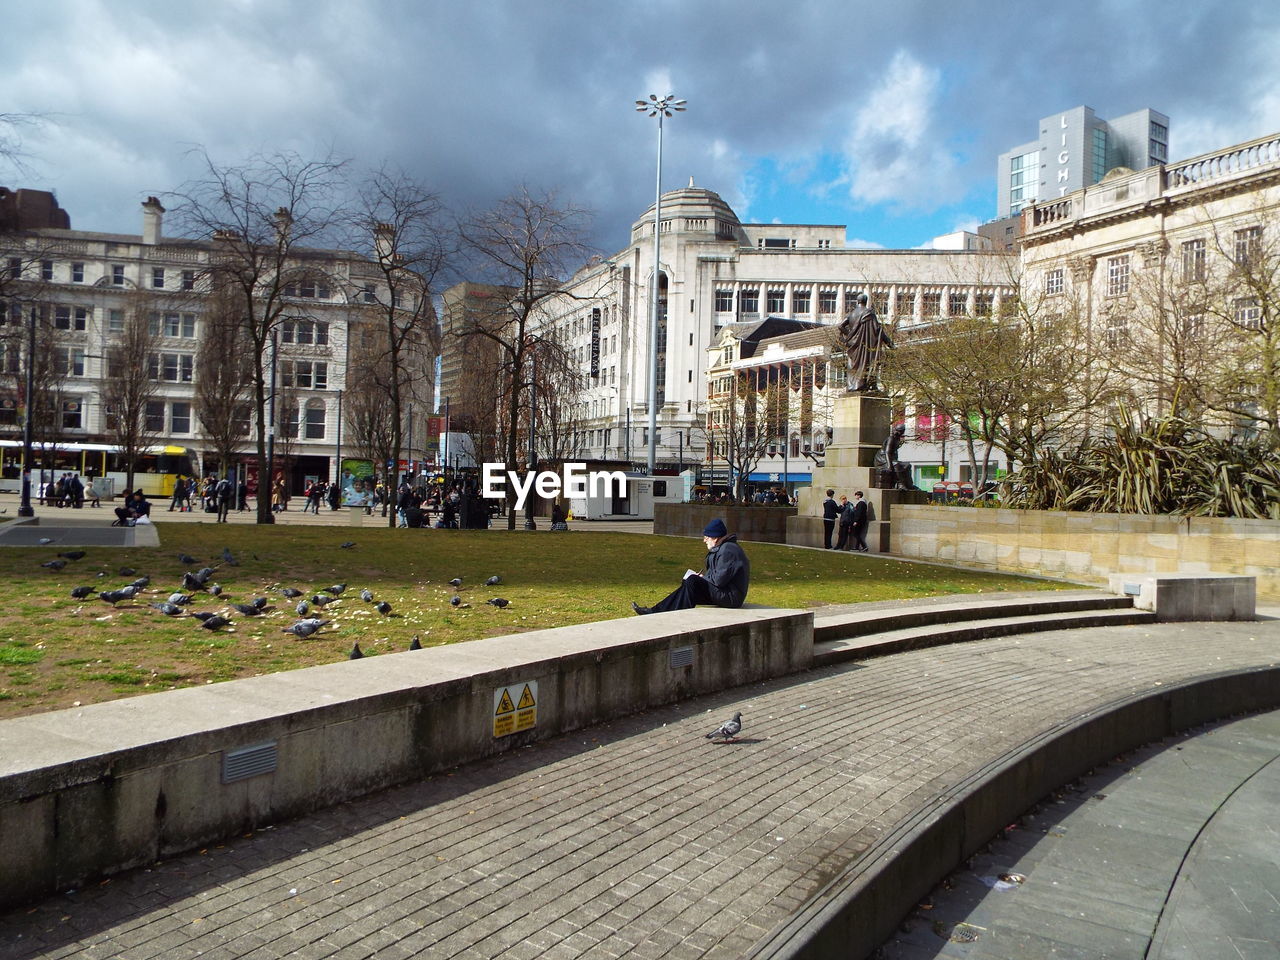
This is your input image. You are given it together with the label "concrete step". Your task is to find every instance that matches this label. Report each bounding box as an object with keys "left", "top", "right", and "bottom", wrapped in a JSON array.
[
  {"left": 813, "top": 607, "right": 1158, "bottom": 667},
  {"left": 813, "top": 592, "right": 1135, "bottom": 645}
]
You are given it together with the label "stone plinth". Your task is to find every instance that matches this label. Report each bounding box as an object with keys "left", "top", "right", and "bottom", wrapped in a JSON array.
[{"left": 787, "top": 393, "right": 927, "bottom": 552}]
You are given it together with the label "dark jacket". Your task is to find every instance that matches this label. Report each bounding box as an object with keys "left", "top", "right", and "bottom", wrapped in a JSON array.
[
  {"left": 704, "top": 534, "right": 750, "bottom": 608},
  {"left": 851, "top": 499, "right": 869, "bottom": 527},
  {"left": 822, "top": 497, "right": 839, "bottom": 521}
]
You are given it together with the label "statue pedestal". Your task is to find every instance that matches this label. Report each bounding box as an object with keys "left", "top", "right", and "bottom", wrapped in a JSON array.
[{"left": 786, "top": 393, "right": 927, "bottom": 553}]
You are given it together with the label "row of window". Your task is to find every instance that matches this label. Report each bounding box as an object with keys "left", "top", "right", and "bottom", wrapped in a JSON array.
[
  {"left": 7, "top": 258, "right": 199, "bottom": 290},
  {"left": 33, "top": 398, "right": 332, "bottom": 439},
  {"left": 712, "top": 286, "right": 995, "bottom": 319}
]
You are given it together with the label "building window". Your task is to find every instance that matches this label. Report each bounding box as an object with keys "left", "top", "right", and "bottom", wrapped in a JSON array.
[
  {"left": 0, "top": 343, "right": 19, "bottom": 375},
  {"left": 870, "top": 291, "right": 889, "bottom": 316},
  {"left": 281, "top": 319, "right": 329, "bottom": 345},
  {"left": 281, "top": 360, "right": 328, "bottom": 389},
  {"left": 304, "top": 401, "right": 326, "bottom": 439},
  {"left": 1104, "top": 313, "right": 1128, "bottom": 349},
  {"left": 766, "top": 289, "right": 785, "bottom": 313},
  {"left": 793, "top": 288, "right": 811, "bottom": 314},
  {"left": 1044, "top": 268, "right": 1064, "bottom": 296},
  {"left": 1151, "top": 121, "right": 1168, "bottom": 143},
  {"left": 362, "top": 283, "right": 376, "bottom": 303},
  {"left": 151, "top": 312, "right": 197, "bottom": 338},
  {"left": 72, "top": 262, "right": 84, "bottom": 283},
  {"left": 816, "top": 239, "right": 831, "bottom": 250},
  {"left": 922, "top": 291, "right": 942, "bottom": 319},
  {"left": 1091, "top": 128, "right": 1108, "bottom": 183},
  {"left": 41, "top": 260, "right": 54, "bottom": 281},
  {"left": 284, "top": 279, "right": 331, "bottom": 299},
  {"left": 62, "top": 399, "right": 82, "bottom": 430},
  {"left": 54, "top": 305, "right": 90, "bottom": 331},
  {"left": 148, "top": 352, "right": 194, "bottom": 382},
  {"left": 111, "top": 264, "right": 126, "bottom": 286},
  {"left": 1234, "top": 226, "right": 1263, "bottom": 266},
  {"left": 181, "top": 269, "right": 196, "bottom": 291},
  {"left": 108, "top": 309, "right": 125, "bottom": 334},
  {"left": 1106, "top": 255, "right": 1130, "bottom": 297},
  {"left": 974, "top": 293, "right": 994, "bottom": 317},
  {"left": 171, "top": 402, "right": 191, "bottom": 435},
  {"left": 948, "top": 291, "right": 969, "bottom": 316},
  {"left": 281, "top": 403, "right": 300, "bottom": 440},
  {"left": 740, "top": 288, "right": 759, "bottom": 313},
  {"left": 1234, "top": 298, "right": 1261, "bottom": 330},
  {"left": 1182, "top": 314, "right": 1205, "bottom": 339},
  {"left": 1181, "top": 239, "right": 1206, "bottom": 281},
  {"left": 818, "top": 290, "right": 838, "bottom": 314},
  {"left": 152, "top": 267, "right": 166, "bottom": 289},
  {"left": 895, "top": 290, "right": 916, "bottom": 318},
  {"left": 55, "top": 347, "right": 86, "bottom": 377},
  {"left": 714, "top": 289, "right": 733, "bottom": 312},
  {"left": 145, "top": 400, "right": 165, "bottom": 432},
  {"left": 6, "top": 258, "right": 20, "bottom": 280}
]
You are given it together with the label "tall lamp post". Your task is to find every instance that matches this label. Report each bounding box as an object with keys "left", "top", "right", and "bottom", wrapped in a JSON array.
[
  {"left": 635, "top": 93, "right": 686, "bottom": 477},
  {"left": 18, "top": 306, "right": 37, "bottom": 517}
]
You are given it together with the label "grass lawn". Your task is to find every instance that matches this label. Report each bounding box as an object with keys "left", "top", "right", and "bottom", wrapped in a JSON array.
[{"left": 0, "top": 523, "right": 1064, "bottom": 719}]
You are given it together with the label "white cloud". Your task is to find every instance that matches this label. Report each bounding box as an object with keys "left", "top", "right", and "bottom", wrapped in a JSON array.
[
  {"left": 842, "top": 50, "right": 953, "bottom": 209},
  {"left": 845, "top": 234, "right": 885, "bottom": 249}
]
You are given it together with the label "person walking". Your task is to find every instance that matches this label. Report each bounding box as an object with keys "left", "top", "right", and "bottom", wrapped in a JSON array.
[
  {"left": 631, "top": 518, "right": 750, "bottom": 615},
  {"left": 821, "top": 489, "right": 839, "bottom": 549},
  {"left": 851, "top": 490, "right": 870, "bottom": 552},
  {"left": 215, "top": 474, "right": 233, "bottom": 523},
  {"left": 169, "top": 474, "right": 186, "bottom": 512}
]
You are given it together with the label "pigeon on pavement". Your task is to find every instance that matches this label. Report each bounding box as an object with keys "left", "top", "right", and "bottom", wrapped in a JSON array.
[
  {"left": 281, "top": 618, "right": 330, "bottom": 638},
  {"left": 38, "top": 537, "right": 53, "bottom": 545},
  {"left": 486, "top": 597, "right": 510, "bottom": 608},
  {"left": 706, "top": 712, "right": 743, "bottom": 742}
]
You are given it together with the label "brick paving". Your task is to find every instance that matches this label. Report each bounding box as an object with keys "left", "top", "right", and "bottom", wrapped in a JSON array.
[{"left": 2, "top": 619, "right": 1278, "bottom": 959}]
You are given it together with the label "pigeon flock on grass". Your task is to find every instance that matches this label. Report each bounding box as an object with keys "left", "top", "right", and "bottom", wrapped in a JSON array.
[{"left": 48, "top": 542, "right": 517, "bottom": 662}]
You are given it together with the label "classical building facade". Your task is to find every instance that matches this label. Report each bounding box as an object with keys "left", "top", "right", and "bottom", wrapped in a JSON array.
[
  {"left": 0, "top": 194, "right": 424, "bottom": 492},
  {"left": 519, "top": 182, "right": 1015, "bottom": 487}
]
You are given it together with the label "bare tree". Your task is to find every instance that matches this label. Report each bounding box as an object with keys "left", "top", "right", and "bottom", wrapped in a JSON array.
[
  {"left": 456, "top": 187, "right": 593, "bottom": 528},
  {"left": 348, "top": 167, "right": 449, "bottom": 525},
  {"left": 195, "top": 283, "right": 254, "bottom": 477},
  {"left": 100, "top": 291, "right": 163, "bottom": 492},
  {"left": 698, "top": 369, "right": 785, "bottom": 500},
  {"left": 343, "top": 335, "right": 396, "bottom": 476},
  {"left": 169, "top": 148, "right": 348, "bottom": 523}
]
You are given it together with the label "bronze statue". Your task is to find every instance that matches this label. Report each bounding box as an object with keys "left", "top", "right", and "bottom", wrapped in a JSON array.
[
  {"left": 838, "top": 292, "right": 894, "bottom": 392},
  {"left": 873, "top": 424, "right": 918, "bottom": 490}
]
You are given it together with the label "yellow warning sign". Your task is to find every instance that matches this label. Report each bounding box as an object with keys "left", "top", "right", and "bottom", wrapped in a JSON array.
[{"left": 493, "top": 680, "right": 538, "bottom": 738}]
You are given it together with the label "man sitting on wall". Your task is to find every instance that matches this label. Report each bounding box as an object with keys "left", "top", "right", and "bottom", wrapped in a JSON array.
[{"left": 632, "top": 518, "right": 750, "bottom": 614}]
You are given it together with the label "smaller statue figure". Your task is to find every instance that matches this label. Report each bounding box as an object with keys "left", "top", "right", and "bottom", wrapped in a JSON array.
[
  {"left": 838, "top": 292, "right": 895, "bottom": 392},
  {"left": 873, "top": 424, "right": 918, "bottom": 491}
]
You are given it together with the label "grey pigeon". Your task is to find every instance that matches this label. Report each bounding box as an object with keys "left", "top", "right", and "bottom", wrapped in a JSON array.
[
  {"left": 231, "top": 603, "right": 262, "bottom": 616},
  {"left": 199, "top": 614, "right": 232, "bottom": 631},
  {"left": 221, "top": 547, "right": 239, "bottom": 566},
  {"left": 194, "top": 567, "right": 218, "bottom": 584},
  {"left": 190, "top": 611, "right": 217, "bottom": 621},
  {"left": 58, "top": 551, "right": 86, "bottom": 561},
  {"left": 448, "top": 578, "right": 463, "bottom": 588},
  {"left": 177, "top": 553, "right": 199, "bottom": 565},
  {"left": 250, "top": 596, "right": 269, "bottom": 610},
  {"left": 409, "top": 635, "right": 423, "bottom": 650},
  {"left": 99, "top": 589, "right": 130, "bottom": 605},
  {"left": 130, "top": 576, "right": 150, "bottom": 589},
  {"left": 375, "top": 601, "right": 393, "bottom": 615},
  {"left": 70, "top": 586, "right": 97, "bottom": 599},
  {"left": 295, "top": 600, "right": 310, "bottom": 616},
  {"left": 281, "top": 587, "right": 304, "bottom": 599},
  {"left": 348, "top": 642, "right": 364, "bottom": 659},
  {"left": 360, "top": 588, "right": 374, "bottom": 603},
  {"left": 281, "top": 618, "right": 330, "bottom": 638},
  {"left": 449, "top": 594, "right": 462, "bottom": 607},
  {"left": 181, "top": 572, "right": 203, "bottom": 591},
  {"left": 326, "top": 584, "right": 346, "bottom": 596},
  {"left": 119, "top": 567, "right": 136, "bottom": 576},
  {"left": 208, "top": 583, "right": 222, "bottom": 597},
  {"left": 151, "top": 601, "right": 186, "bottom": 617},
  {"left": 486, "top": 597, "right": 509, "bottom": 608},
  {"left": 38, "top": 537, "right": 53, "bottom": 545},
  {"left": 484, "top": 575, "right": 501, "bottom": 586},
  {"left": 706, "top": 712, "right": 743, "bottom": 742},
  {"left": 311, "top": 593, "right": 333, "bottom": 607},
  {"left": 168, "top": 592, "right": 193, "bottom": 606},
  {"left": 340, "top": 541, "right": 356, "bottom": 549},
  {"left": 41, "top": 559, "right": 67, "bottom": 571}
]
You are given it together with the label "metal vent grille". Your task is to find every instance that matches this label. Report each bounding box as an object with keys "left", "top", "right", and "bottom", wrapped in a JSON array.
[
  {"left": 222, "top": 741, "right": 278, "bottom": 784},
  {"left": 669, "top": 645, "right": 694, "bottom": 669},
  {"left": 1122, "top": 582, "right": 1142, "bottom": 597}
]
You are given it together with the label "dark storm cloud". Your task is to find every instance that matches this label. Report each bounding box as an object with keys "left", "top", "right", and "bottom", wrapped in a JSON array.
[{"left": 2, "top": 0, "right": 1275, "bottom": 254}]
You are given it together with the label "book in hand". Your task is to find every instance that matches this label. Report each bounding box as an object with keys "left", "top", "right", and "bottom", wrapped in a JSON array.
[{"left": 683, "top": 569, "right": 701, "bottom": 580}]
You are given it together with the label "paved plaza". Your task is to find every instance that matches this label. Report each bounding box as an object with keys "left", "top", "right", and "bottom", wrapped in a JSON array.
[{"left": 1, "top": 615, "right": 1277, "bottom": 959}]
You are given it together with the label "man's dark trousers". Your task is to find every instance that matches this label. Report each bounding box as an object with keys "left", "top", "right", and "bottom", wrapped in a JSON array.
[{"left": 649, "top": 575, "right": 717, "bottom": 613}]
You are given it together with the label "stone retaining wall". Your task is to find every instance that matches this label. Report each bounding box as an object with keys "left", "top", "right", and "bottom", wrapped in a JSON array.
[
  {"left": 894, "top": 505, "right": 1280, "bottom": 601},
  {"left": 654, "top": 503, "right": 796, "bottom": 542},
  {"left": 0, "top": 607, "right": 812, "bottom": 910}
]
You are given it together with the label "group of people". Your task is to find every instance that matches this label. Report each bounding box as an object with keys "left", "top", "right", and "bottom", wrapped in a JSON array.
[
  {"left": 169, "top": 474, "right": 246, "bottom": 518},
  {"left": 41, "top": 473, "right": 91, "bottom": 508},
  {"left": 113, "top": 489, "right": 153, "bottom": 526},
  {"left": 822, "top": 488, "right": 871, "bottom": 552}
]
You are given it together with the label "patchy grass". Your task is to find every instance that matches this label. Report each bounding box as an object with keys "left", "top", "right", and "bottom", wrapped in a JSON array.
[{"left": 0, "top": 523, "right": 1064, "bottom": 718}]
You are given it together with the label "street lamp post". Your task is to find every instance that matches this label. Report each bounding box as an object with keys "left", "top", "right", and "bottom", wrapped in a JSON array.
[
  {"left": 264, "top": 330, "right": 278, "bottom": 524},
  {"left": 18, "top": 306, "right": 37, "bottom": 517},
  {"left": 635, "top": 93, "right": 686, "bottom": 478}
]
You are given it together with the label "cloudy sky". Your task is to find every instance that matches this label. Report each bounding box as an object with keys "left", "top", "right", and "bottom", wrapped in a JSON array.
[{"left": 3, "top": 0, "right": 1278, "bottom": 257}]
